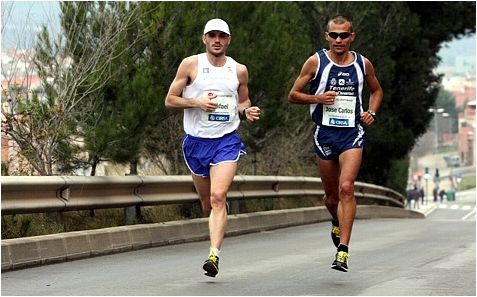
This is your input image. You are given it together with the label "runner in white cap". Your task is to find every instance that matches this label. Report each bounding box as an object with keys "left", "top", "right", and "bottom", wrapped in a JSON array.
[{"left": 165, "top": 18, "right": 261, "bottom": 277}]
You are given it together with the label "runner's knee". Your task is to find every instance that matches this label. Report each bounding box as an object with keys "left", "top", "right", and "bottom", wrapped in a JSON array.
[
  {"left": 210, "top": 189, "right": 227, "bottom": 208},
  {"left": 339, "top": 182, "right": 355, "bottom": 200}
]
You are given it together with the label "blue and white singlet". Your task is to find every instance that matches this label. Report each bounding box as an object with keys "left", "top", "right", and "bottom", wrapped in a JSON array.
[{"left": 309, "top": 49, "right": 367, "bottom": 159}]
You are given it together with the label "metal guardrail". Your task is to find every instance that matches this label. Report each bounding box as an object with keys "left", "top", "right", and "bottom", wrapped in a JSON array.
[{"left": 0, "top": 175, "right": 405, "bottom": 215}]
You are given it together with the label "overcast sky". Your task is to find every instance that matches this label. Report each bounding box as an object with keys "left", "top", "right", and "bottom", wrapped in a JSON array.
[
  {"left": 1, "top": 1, "right": 61, "bottom": 49},
  {"left": 1, "top": 1, "right": 475, "bottom": 69}
]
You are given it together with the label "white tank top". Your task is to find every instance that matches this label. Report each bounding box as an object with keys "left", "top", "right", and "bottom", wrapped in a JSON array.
[{"left": 182, "top": 53, "right": 240, "bottom": 138}]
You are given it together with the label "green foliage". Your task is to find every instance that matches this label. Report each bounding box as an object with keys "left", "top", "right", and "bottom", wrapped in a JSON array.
[
  {"left": 383, "top": 157, "right": 411, "bottom": 194},
  {"left": 1, "top": 162, "right": 9, "bottom": 176},
  {"left": 2, "top": 65, "right": 81, "bottom": 174},
  {"left": 222, "top": 2, "right": 312, "bottom": 150},
  {"left": 57, "top": 2, "right": 163, "bottom": 174},
  {"left": 457, "top": 174, "right": 476, "bottom": 191},
  {"left": 2, "top": 214, "right": 64, "bottom": 238},
  {"left": 359, "top": 2, "right": 474, "bottom": 189},
  {"left": 6, "top": 1, "right": 473, "bottom": 190},
  {"left": 294, "top": 2, "right": 475, "bottom": 191}
]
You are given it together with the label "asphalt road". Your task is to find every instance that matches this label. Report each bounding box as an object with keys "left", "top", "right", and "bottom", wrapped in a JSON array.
[{"left": 2, "top": 188, "right": 475, "bottom": 296}]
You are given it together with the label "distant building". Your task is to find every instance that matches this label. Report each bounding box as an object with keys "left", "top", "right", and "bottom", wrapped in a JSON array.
[
  {"left": 459, "top": 100, "right": 476, "bottom": 166},
  {"left": 451, "top": 87, "right": 476, "bottom": 109},
  {"left": 440, "top": 73, "right": 476, "bottom": 167},
  {"left": 441, "top": 75, "right": 476, "bottom": 99}
]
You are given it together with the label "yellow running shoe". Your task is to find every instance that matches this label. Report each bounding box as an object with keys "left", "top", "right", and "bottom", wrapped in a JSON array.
[
  {"left": 331, "top": 251, "right": 349, "bottom": 272},
  {"left": 203, "top": 252, "right": 219, "bottom": 277}
]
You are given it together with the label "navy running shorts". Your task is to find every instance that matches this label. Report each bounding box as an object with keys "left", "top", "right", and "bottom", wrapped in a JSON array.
[
  {"left": 182, "top": 131, "right": 246, "bottom": 177},
  {"left": 313, "top": 124, "right": 365, "bottom": 160}
]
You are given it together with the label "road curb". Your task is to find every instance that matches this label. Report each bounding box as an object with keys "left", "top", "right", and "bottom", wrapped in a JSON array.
[
  {"left": 422, "top": 204, "right": 438, "bottom": 217},
  {"left": 1, "top": 205, "right": 424, "bottom": 271}
]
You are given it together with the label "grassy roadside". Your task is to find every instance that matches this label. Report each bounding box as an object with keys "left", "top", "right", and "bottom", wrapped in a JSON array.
[{"left": 457, "top": 173, "right": 476, "bottom": 191}]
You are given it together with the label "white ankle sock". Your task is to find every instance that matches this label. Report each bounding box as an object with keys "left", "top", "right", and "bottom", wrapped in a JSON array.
[{"left": 210, "top": 247, "right": 220, "bottom": 256}]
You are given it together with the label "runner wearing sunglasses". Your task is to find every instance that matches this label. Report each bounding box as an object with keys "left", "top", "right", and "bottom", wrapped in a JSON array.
[{"left": 288, "top": 15, "right": 383, "bottom": 272}]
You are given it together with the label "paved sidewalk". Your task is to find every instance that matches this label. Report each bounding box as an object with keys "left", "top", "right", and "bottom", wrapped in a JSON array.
[
  {"left": 405, "top": 200, "right": 437, "bottom": 217},
  {"left": 407, "top": 187, "right": 476, "bottom": 217}
]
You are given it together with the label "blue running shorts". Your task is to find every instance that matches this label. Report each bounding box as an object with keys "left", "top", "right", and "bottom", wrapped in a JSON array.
[
  {"left": 182, "top": 131, "right": 246, "bottom": 177},
  {"left": 313, "top": 124, "right": 365, "bottom": 160}
]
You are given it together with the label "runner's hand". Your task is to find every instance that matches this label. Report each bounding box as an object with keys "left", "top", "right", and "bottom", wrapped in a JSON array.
[
  {"left": 197, "top": 93, "right": 218, "bottom": 112},
  {"left": 245, "top": 106, "right": 261, "bottom": 123},
  {"left": 320, "top": 91, "right": 337, "bottom": 105},
  {"left": 360, "top": 111, "right": 375, "bottom": 126}
]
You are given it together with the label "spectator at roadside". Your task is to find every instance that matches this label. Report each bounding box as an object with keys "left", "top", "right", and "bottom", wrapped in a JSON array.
[
  {"left": 419, "top": 187, "right": 425, "bottom": 205},
  {"left": 439, "top": 189, "right": 447, "bottom": 203},
  {"left": 406, "top": 185, "right": 419, "bottom": 210}
]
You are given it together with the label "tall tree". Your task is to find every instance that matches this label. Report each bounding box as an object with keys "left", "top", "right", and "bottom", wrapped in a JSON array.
[
  {"left": 3, "top": 1, "right": 474, "bottom": 191},
  {"left": 139, "top": 2, "right": 315, "bottom": 175},
  {"left": 218, "top": 2, "right": 314, "bottom": 175},
  {"left": 59, "top": 2, "right": 158, "bottom": 175},
  {"left": 138, "top": 1, "right": 210, "bottom": 175}
]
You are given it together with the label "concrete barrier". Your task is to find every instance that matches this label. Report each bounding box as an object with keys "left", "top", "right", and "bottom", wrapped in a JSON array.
[{"left": 1, "top": 205, "right": 423, "bottom": 271}]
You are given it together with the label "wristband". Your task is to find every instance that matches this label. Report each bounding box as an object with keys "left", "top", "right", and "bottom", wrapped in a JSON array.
[
  {"left": 367, "top": 110, "right": 376, "bottom": 121},
  {"left": 240, "top": 108, "right": 248, "bottom": 120}
]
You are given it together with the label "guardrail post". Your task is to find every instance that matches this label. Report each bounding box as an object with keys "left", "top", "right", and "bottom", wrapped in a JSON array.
[
  {"left": 124, "top": 172, "right": 141, "bottom": 225},
  {"left": 228, "top": 200, "right": 240, "bottom": 214},
  {"left": 124, "top": 205, "right": 141, "bottom": 225}
]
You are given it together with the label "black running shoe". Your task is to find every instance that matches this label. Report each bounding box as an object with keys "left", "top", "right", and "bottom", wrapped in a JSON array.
[
  {"left": 331, "top": 251, "right": 349, "bottom": 272},
  {"left": 331, "top": 220, "right": 341, "bottom": 248},
  {"left": 203, "top": 253, "right": 219, "bottom": 277}
]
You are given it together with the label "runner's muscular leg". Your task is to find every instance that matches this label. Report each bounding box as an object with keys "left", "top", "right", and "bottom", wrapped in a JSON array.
[
  {"left": 192, "top": 174, "right": 212, "bottom": 215},
  {"left": 337, "top": 148, "right": 363, "bottom": 245},
  {"left": 317, "top": 156, "right": 340, "bottom": 220},
  {"left": 208, "top": 161, "right": 237, "bottom": 249}
]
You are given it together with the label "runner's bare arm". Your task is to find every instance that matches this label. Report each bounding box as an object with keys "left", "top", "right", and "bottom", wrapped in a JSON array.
[
  {"left": 364, "top": 57, "right": 383, "bottom": 113},
  {"left": 165, "top": 56, "right": 217, "bottom": 112},
  {"left": 360, "top": 57, "right": 383, "bottom": 125},
  {"left": 288, "top": 55, "right": 336, "bottom": 105},
  {"left": 237, "top": 63, "right": 260, "bottom": 122}
]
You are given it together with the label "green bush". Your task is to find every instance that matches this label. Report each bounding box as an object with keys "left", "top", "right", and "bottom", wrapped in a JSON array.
[{"left": 457, "top": 174, "right": 476, "bottom": 191}]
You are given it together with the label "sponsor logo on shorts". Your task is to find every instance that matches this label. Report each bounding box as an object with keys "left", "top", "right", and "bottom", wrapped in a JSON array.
[{"left": 322, "top": 145, "right": 332, "bottom": 156}]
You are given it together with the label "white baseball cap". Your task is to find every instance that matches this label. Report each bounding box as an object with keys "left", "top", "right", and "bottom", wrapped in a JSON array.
[{"left": 203, "top": 18, "right": 230, "bottom": 36}]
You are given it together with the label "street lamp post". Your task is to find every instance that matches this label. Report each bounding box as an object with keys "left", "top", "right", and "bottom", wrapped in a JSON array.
[
  {"left": 424, "top": 167, "right": 430, "bottom": 204},
  {"left": 428, "top": 107, "right": 445, "bottom": 155},
  {"left": 428, "top": 107, "right": 445, "bottom": 199}
]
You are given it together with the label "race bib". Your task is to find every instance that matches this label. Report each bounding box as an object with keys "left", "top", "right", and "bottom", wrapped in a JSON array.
[
  {"left": 322, "top": 95, "right": 356, "bottom": 127},
  {"left": 202, "top": 91, "right": 237, "bottom": 122}
]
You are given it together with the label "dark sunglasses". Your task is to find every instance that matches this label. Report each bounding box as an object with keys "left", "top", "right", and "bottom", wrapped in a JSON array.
[{"left": 327, "top": 32, "right": 352, "bottom": 39}]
